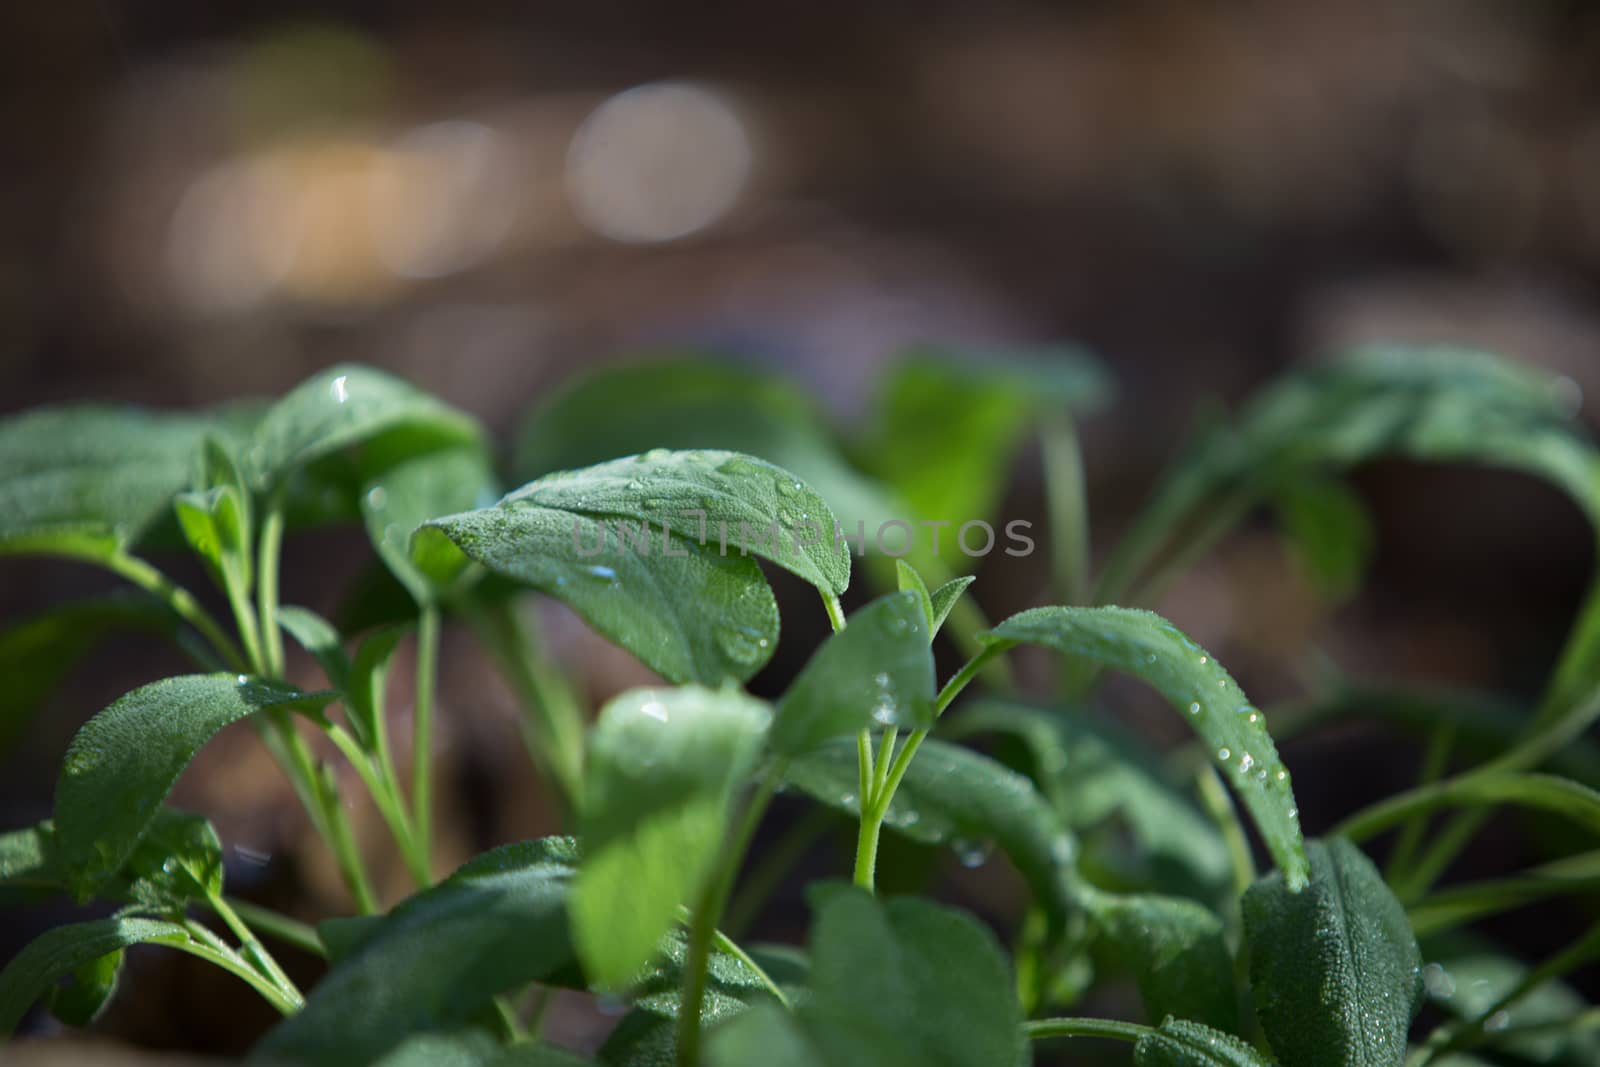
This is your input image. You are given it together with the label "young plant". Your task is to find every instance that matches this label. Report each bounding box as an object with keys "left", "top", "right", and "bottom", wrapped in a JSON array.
[{"left": 0, "top": 345, "right": 1596, "bottom": 1067}]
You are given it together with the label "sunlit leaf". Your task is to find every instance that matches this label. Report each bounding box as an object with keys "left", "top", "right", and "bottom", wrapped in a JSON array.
[{"left": 1133, "top": 1018, "right": 1275, "bottom": 1067}]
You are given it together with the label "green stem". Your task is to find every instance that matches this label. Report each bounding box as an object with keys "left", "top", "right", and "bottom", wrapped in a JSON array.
[
  {"left": 1024, "top": 1016, "right": 1155, "bottom": 1044},
  {"left": 1386, "top": 723, "right": 1456, "bottom": 885},
  {"left": 325, "top": 722, "right": 429, "bottom": 886},
  {"left": 207, "top": 890, "right": 302, "bottom": 1003},
  {"left": 724, "top": 806, "right": 835, "bottom": 937},
  {"left": 411, "top": 603, "right": 441, "bottom": 876},
  {"left": 852, "top": 803, "right": 883, "bottom": 892},
  {"left": 273, "top": 716, "right": 378, "bottom": 913},
  {"left": 256, "top": 487, "right": 287, "bottom": 678},
  {"left": 1196, "top": 764, "right": 1256, "bottom": 898},
  {"left": 220, "top": 897, "right": 326, "bottom": 958},
  {"left": 174, "top": 920, "right": 301, "bottom": 1015},
  {"left": 1042, "top": 411, "right": 1091, "bottom": 607},
  {"left": 99, "top": 551, "right": 248, "bottom": 673},
  {"left": 676, "top": 767, "right": 785, "bottom": 1067},
  {"left": 1407, "top": 850, "right": 1600, "bottom": 937}
]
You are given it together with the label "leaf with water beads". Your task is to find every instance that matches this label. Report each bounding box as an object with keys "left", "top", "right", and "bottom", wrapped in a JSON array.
[
  {"left": 1133, "top": 1018, "right": 1277, "bottom": 1067},
  {"left": 52, "top": 674, "right": 334, "bottom": 896},
  {"left": 499, "top": 448, "right": 851, "bottom": 597},
  {"left": 983, "top": 606, "right": 1309, "bottom": 890}
]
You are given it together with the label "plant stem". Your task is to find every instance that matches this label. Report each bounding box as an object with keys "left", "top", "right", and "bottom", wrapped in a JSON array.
[
  {"left": 99, "top": 551, "right": 248, "bottom": 673},
  {"left": 411, "top": 603, "right": 440, "bottom": 876},
  {"left": 1196, "top": 764, "right": 1256, "bottom": 898},
  {"left": 324, "top": 722, "right": 429, "bottom": 886},
  {"left": 256, "top": 486, "right": 286, "bottom": 678},
  {"left": 175, "top": 920, "right": 302, "bottom": 1015},
  {"left": 1385, "top": 722, "right": 1455, "bottom": 885},
  {"left": 1042, "top": 411, "right": 1091, "bottom": 607},
  {"left": 1024, "top": 1016, "right": 1155, "bottom": 1044},
  {"left": 852, "top": 805, "right": 883, "bottom": 892},
  {"left": 676, "top": 767, "right": 785, "bottom": 1067},
  {"left": 207, "top": 890, "right": 303, "bottom": 1003},
  {"left": 724, "top": 806, "right": 834, "bottom": 937},
  {"left": 271, "top": 716, "right": 379, "bottom": 913},
  {"left": 221, "top": 897, "right": 326, "bottom": 957}
]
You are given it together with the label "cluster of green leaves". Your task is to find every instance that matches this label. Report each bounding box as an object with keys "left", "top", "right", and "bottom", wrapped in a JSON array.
[{"left": 1, "top": 344, "right": 1597, "bottom": 1067}]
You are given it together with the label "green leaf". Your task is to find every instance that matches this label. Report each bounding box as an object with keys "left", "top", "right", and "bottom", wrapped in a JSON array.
[
  {"left": 866, "top": 348, "right": 1110, "bottom": 567},
  {"left": 895, "top": 560, "right": 935, "bottom": 631},
  {"left": 363, "top": 444, "right": 495, "bottom": 604},
  {"left": 953, "top": 700, "right": 1231, "bottom": 901},
  {"left": 1273, "top": 478, "right": 1373, "bottom": 601},
  {"left": 1082, "top": 889, "right": 1237, "bottom": 1033},
  {"left": 1, "top": 810, "right": 224, "bottom": 913},
  {"left": 376, "top": 1031, "right": 595, "bottom": 1067},
  {"left": 415, "top": 501, "right": 779, "bottom": 686},
  {"left": 53, "top": 674, "right": 333, "bottom": 894},
  {"left": 928, "top": 576, "right": 976, "bottom": 636},
  {"left": 258, "top": 839, "right": 581, "bottom": 1066},
  {"left": 573, "top": 686, "right": 771, "bottom": 989},
  {"left": 343, "top": 625, "right": 408, "bottom": 750},
  {"left": 1134, "top": 1018, "right": 1277, "bottom": 1067},
  {"left": 596, "top": 932, "right": 796, "bottom": 1067},
  {"left": 0, "top": 591, "right": 178, "bottom": 752},
  {"left": 984, "top": 606, "right": 1308, "bottom": 889},
  {"left": 0, "top": 404, "right": 240, "bottom": 552},
  {"left": 771, "top": 591, "right": 934, "bottom": 756},
  {"left": 251, "top": 363, "right": 482, "bottom": 489},
  {"left": 1242, "top": 837, "right": 1422, "bottom": 1067},
  {"left": 1339, "top": 772, "right": 1600, "bottom": 843},
  {"left": 174, "top": 484, "right": 252, "bottom": 593},
  {"left": 0, "top": 916, "right": 190, "bottom": 1035},
  {"left": 277, "top": 604, "right": 350, "bottom": 690},
  {"left": 1422, "top": 952, "right": 1600, "bottom": 1066},
  {"left": 43, "top": 947, "right": 123, "bottom": 1028},
  {"left": 501, "top": 449, "right": 850, "bottom": 597},
  {"left": 511, "top": 358, "right": 898, "bottom": 533},
  {"left": 710, "top": 889, "right": 1027, "bottom": 1067}
]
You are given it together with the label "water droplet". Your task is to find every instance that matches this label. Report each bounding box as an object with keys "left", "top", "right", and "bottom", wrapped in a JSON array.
[
  {"left": 644, "top": 448, "right": 670, "bottom": 462},
  {"left": 871, "top": 702, "right": 896, "bottom": 726},
  {"left": 1485, "top": 1010, "right": 1510, "bottom": 1032},
  {"left": 638, "top": 700, "right": 670, "bottom": 723},
  {"left": 641, "top": 498, "right": 664, "bottom": 510},
  {"left": 1216, "top": 679, "right": 1227, "bottom": 689},
  {"left": 329, "top": 374, "right": 350, "bottom": 403},
  {"left": 1286, "top": 807, "right": 1299, "bottom": 819},
  {"left": 952, "top": 838, "right": 993, "bottom": 868},
  {"left": 625, "top": 478, "right": 645, "bottom": 491},
  {"left": 1217, "top": 747, "right": 1232, "bottom": 762},
  {"left": 840, "top": 792, "right": 857, "bottom": 807},
  {"left": 776, "top": 477, "right": 802, "bottom": 497},
  {"left": 1275, "top": 770, "right": 1288, "bottom": 783},
  {"left": 236, "top": 674, "right": 250, "bottom": 685},
  {"left": 366, "top": 486, "right": 387, "bottom": 510},
  {"left": 1237, "top": 753, "right": 1255, "bottom": 774},
  {"left": 583, "top": 564, "right": 618, "bottom": 583},
  {"left": 1188, "top": 702, "right": 1202, "bottom": 715},
  {"left": 879, "top": 613, "right": 912, "bottom": 638},
  {"left": 716, "top": 626, "right": 770, "bottom": 666},
  {"left": 1145, "top": 653, "right": 1157, "bottom": 664},
  {"left": 1197, "top": 655, "right": 1208, "bottom": 665},
  {"left": 1248, "top": 712, "right": 1260, "bottom": 724}
]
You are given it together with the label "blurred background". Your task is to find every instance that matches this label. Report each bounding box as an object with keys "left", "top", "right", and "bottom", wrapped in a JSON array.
[{"left": 2, "top": 0, "right": 1598, "bottom": 1061}]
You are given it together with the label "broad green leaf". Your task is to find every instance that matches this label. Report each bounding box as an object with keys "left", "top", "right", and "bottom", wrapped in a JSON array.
[
  {"left": 866, "top": 347, "right": 1110, "bottom": 568},
  {"left": 0, "top": 591, "right": 177, "bottom": 751},
  {"left": 0, "top": 404, "right": 236, "bottom": 552},
  {"left": 258, "top": 839, "right": 581, "bottom": 1066},
  {"left": 710, "top": 888, "right": 1027, "bottom": 1067},
  {"left": 771, "top": 591, "right": 934, "bottom": 756},
  {"left": 511, "top": 358, "right": 898, "bottom": 533},
  {"left": 0, "top": 810, "right": 224, "bottom": 914},
  {"left": 415, "top": 503, "right": 778, "bottom": 686},
  {"left": 984, "top": 607, "right": 1308, "bottom": 889},
  {"left": 596, "top": 932, "right": 798, "bottom": 1067},
  {"left": 377, "top": 1032, "right": 594, "bottom": 1067},
  {"left": 573, "top": 687, "right": 771, "bottom": 989},
  {"left": 928, "top": 576, "right": 976, "bottom": 636},
  {"left": 43, "top": 947, "right": 122, "bottom": 1028},
  {"left": 1243, "top": 837, "right": 1422, "bottom": 1067},
  {"left": 1272, "top": 478, "right": 1373, "bottom": 600},
  {"left": 277, "top": 604, "right": 350, "bottom": 690},
  {"left": 251, "top": 363, "right": 482, "bottom": 488},
  {"left": 1081, "top": 888, "right": 1237, "bottom": 1033},
  {"left": 895, "top": 560, "right": 935, "bottom": 631},
  {"left": 0, "top": 916, "right": 190, "bottom": 1035},
  {"left": 54, "top": 673, "right": 333, "bottom": 893},
  {"left": 953, "top": 700, "right": 1230, "bottom": 900},
  {"left": 1134, "top": 1018, "right": 1277, "bottom": 1067},
  {"left": 1422, "top": 952, "right": 1600, "bottom": 1066},
  {"left": 362, "top": 444, "right": 495, "bottom": 604},
  {"left": 502, "top": 449, "right": 850, "bottom": 597}
]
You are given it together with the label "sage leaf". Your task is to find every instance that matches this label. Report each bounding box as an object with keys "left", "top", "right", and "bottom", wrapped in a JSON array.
[
  {"left": 1134, "top": 1018, "right": 1277, "bottom": 1067},
  {"left": 362, "top": 444, "right": 496, "bottom": 604},
  {"left": 895, "top": 560, "right": 935, "bottom": 631},
  {"left": 511, "top": 358, "right": 897, "bottom": 533},
  {"left": 928, "top": 575, "right": 976, "bottom": 636},
  {"left": 572, "top": 686, "right": 771, "bottom": 989},
  {"left": 771, "top": 591, "right": 934, "bottom": 756},
  {"left": 416, "top": 501, "right": 779, "bottom": 686},
  {"left": 174, "top": 484, "right": 252, "bottom": 593},
  {"left": 53, "top": 674, "right": 333, "bottom": 894},
  {"left": 1082, "top": 889, "right": 1237, "bottom": 1033},
  {"left": 0, "top": 810, "right": 221, "bottom": 913},
  {"left": 1421, "top": 950, "right": 1600, "bottom": 1067},
  {"left": 1242, "top": 837, "right": 1422, "bottom": 1067},
  {"left": 0, "top": 916, "right": 190, "bottom": 1035},
  {"left": 277, "top": 605, "right": 350, "bottom": 690},
  {"left": 0, "top": 404, "right": 240, "bottom": 552},
  {"left": 502, "top": 449, "right": 850, "bottom": 597},
  {"left": 251, "top": 364, "right": 482, "bottom": 489},
  {"left": 257, "top": 839, "right": 581, "bottom": 1066},
  {"left": 1272, "top": 478, "right": 1373, "bottom": 601},
  {"left": 983, "top": 606, "right": 1308, "bottom": 889},
  {"left": 710, "top": 888, "right": 1027, "bottom": 1067},
  {"left": 43, "top": 947, "right": 122, "bottom": 1028}
]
